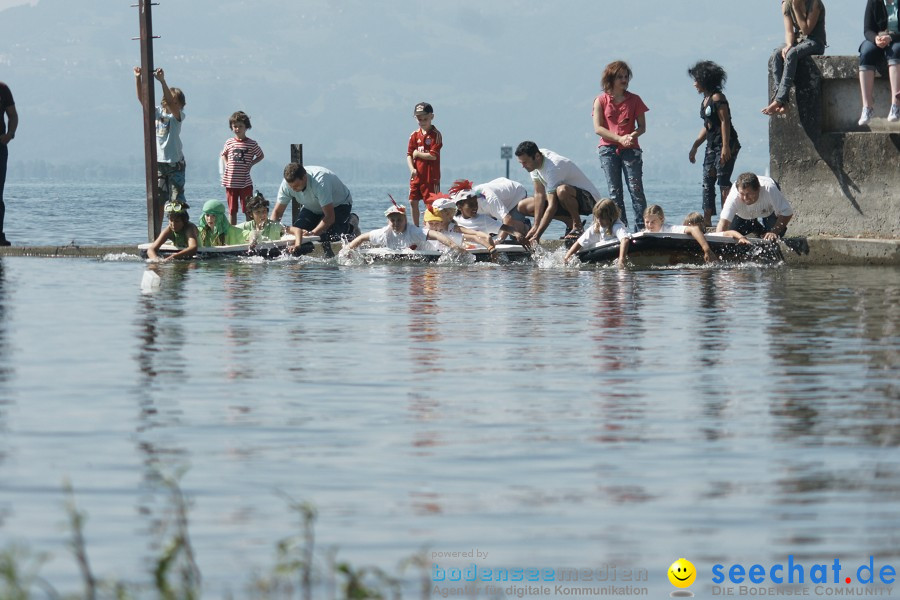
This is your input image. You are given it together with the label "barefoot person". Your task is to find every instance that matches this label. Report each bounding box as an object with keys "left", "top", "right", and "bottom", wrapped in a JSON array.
[
  {"left": 762, "top": 0, "right": 826, "bottom": 115},
  {"left": 514, "top": 141, "right": 600, "bottom": 244}
]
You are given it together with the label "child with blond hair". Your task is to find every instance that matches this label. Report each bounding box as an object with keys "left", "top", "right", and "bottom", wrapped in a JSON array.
[{"left": 564, "top": 198, "right": 630, "bottom": 268}]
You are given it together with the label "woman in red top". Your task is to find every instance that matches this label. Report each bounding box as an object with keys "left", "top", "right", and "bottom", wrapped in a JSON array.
[{"left": 593, "top": 61, "right": 649, "bottom": 231}]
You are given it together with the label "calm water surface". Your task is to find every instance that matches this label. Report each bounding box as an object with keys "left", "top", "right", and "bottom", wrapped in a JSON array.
[
  {"left": 0, "top": 256, "right": 897, "bottom": 598},
  {"left": 0, "top": 183, "right": 898, "bottom": 598}
]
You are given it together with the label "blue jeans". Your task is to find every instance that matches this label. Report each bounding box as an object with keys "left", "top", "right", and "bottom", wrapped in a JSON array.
[
  {"left": 770, "top": 39, "right": 825, "bottom": 105},
  {"left": 859, "top": 39, "right": 900, "bottom": 69},
  {"left": 598, "top": 145, "right": 647, "bottom": 230}
]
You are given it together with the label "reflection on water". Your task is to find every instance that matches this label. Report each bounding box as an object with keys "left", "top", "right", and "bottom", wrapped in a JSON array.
[{"left": 0, "top": 260, "right": 897, "bottom": 596}]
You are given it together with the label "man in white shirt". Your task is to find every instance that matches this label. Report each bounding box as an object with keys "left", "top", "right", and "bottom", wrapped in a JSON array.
[
  {"left": 514, "top": 141, "right": 601, "bottom": 244},
  {"left": 716, "top": 172, "right": 793, "bottom": 241}
]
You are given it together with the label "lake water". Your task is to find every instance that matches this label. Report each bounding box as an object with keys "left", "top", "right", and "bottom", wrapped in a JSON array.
[{"left": 0, "top": 182, "right": 898, "bottom": 599}]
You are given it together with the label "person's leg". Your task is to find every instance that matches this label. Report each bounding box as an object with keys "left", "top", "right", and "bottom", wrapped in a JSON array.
[
  {"left": 774, "top": 39, "right": 825, "bottom": 106},
  {"left": 717, "top": 146, "right": 739, "bottom": 221},
  {"left": 701, "top": 144, "right": 719, "bottom": 227},
  {"left": 0, "top": 142, "right": 7, "bottom": 243},
  {"left": 858, "top": 40, "right": 882, "bottom": 124},
  {"left": 728, "top": 215, "right": 757, "bottom": 236},
  {"left": 620, "top": 148, "right": 647, "bottom": 231},
  {"left": 408, "top": 180, "right": 424, "bottom": 227},
  {"left": 598, "top": 145, "right": 627, "bottom": 227},
  {"left": 293, "top": 206, "right": 323, "bottom": 232},
  {"left": 322, "top": 203, "right": 353, "bottom": 242},
  {"left": 760, "top": 212, "right": 780, "bottom": 235},
  {"left": 171, "top": 160, "right": 186, "bottom": 204},
  {"left": 762, "top": 47, "right": 786, "bottom": 114},
  {"left": 238, "top": 185, "right": 253, "bottom": 222},
  {"left": 554, "top": 185, "right": 582, "bottom": 231},
  {"left": 507, "top": 206, "right": 532, "bottom": 231},
  {"left": 225, "top": 188, "right": 239, "bottom": 225},
  {"left": 516, "top": 196, "right": 535, "bottom": 218},
  {"left": 887, "top": 43, "right": 900, "bottom": 120}
]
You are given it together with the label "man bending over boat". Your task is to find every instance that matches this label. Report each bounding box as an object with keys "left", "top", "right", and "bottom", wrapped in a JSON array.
[
  {"left": 716, "top": 173, "right": 793, "bottom": 241},
  {"left": 272, "top": 163, "right": 357, "bottom": 243},
  {"left": 514, "top": 141, "right": 601, "bottom": 244},
  {"left": 342, "top": 202, "right": 466, "bottom": 255}
]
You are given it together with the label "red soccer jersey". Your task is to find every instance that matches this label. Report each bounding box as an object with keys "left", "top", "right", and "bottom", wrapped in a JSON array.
[
  {"left": 221, "top": 137, "right": 264, "bottom": 189},
  {"left": 407, "top": 126, "right": 442, "bottom": 184}
]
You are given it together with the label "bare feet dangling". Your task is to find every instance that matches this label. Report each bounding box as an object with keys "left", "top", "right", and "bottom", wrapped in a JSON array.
[{"left": 761, "top": 100, "right": 784, "bottom": 115}]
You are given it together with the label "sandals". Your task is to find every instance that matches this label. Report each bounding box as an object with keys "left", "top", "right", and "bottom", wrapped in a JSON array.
[{"left": 559, "top": 219, "right": 586, "bottom": 241}]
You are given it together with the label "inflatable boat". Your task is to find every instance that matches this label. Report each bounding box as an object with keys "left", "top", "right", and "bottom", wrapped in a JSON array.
[
  {"left": 138, "top": 235, "right": 317, "bottom": 259},
  {"left": 355, "top": 242, "right": 532, "bottom": 263},
  {"left": 576, "top": 231, "right": 785, "bottom": 267}
]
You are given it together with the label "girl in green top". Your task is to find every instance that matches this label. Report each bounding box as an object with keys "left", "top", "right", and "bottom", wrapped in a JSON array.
[
  {"left": 197, "top": 199, "right": 246, "bottom": 246},
  {"left": 239, "top": 192, "right": 304, "bottom": 253}
]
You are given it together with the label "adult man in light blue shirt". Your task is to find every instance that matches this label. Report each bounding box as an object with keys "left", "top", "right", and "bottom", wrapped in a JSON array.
[{"left": 271, "top": 163, "right": 354, "bottom": 242}]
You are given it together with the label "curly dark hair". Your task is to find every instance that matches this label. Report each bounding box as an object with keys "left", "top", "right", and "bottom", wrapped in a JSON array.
[
  {"left": 688, "top": 61, "right": 727, "bottom": 94},
  {"left": 229, "top": 110, "right": 252, "bottom": 129},
  {"left": 246, "top": 191, "right": 269, "bottom": 213}
]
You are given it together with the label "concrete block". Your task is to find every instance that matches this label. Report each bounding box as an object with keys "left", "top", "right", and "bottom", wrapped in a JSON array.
[{"left": 768, "top": 55, "right": 899, "bottom": 239}]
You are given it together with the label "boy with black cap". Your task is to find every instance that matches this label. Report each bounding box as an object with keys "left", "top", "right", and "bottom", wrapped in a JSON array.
[{"left": 406, "top": 101, "right": 442, "bottom": 227}]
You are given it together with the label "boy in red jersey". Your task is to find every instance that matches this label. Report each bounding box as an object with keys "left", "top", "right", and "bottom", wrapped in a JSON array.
[{"left": 406, "top": 102, "right": 442, "bottom": 226}]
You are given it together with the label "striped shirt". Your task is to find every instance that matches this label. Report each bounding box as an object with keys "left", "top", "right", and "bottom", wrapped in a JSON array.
[{"left": 221, "top": 137, "right": 264, "bottom": 189}]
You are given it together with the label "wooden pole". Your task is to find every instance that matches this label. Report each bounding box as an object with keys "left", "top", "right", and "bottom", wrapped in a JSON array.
[
  {"left": 290, "top": 144, "right": 302, "bottom": 226},
  {"left": 138, "top": 0, "right": 160, "bottom": 241}
]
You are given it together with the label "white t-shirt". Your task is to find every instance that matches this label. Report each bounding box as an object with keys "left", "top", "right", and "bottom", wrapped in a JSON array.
[
  {"left": 422, "top": 226, "right": 463, "bottom": 251},
  {"left": 576, "top": 221, "right": 629, "bottom": 248},
  {"left": 530, "top": 149, "right": 601, "bottom": 200},
  {"left": 473, "top": 177, "right": 528, "bottom": 220},
  {"left": 721, "top": 176, "right": 793, "bottom": 222},
  {"left": 366, "top": 224, "right": 428, "bottom": 251},
  {"left": 656, "top": 224, "right": 687, "bottom": 234},
  {"left": 453, "top": 213, "right": 501, "bottom": 234}
]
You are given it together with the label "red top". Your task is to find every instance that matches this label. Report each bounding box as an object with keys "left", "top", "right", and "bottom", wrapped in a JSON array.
[
  {"left": 407, "top": 126, "right": 442, "bottom": 184},
  {"left": 594, "top": 92, "right": 649, "bottom": 150}
]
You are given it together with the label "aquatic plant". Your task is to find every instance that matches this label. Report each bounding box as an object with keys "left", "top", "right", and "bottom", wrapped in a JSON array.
[
  {"left": 0, "top": 544, "right": 51, "bottom": 600},
  {"left": 2, "top": 479, "right": 433, "bottom": 599}
]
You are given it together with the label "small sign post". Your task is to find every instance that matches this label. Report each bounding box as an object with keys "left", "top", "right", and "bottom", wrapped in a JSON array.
[
  {"left": 501, "top": 145, "right": 512, "bottom": 179},
  {"left": 290, "top": 144, "right": 302, "bottom": 225}
]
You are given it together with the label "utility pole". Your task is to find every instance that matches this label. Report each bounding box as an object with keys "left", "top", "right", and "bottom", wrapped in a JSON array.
[
  {"left": 290, "top": 144, "right": 302, "bottom": 226},
  {"left": 136, "top": 0, "right": 160, "bottom": 241}
]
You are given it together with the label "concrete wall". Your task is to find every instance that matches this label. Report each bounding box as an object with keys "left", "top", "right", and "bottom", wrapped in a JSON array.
[{"left": 768, "top": 56, "right": 900, "bottom": 238}]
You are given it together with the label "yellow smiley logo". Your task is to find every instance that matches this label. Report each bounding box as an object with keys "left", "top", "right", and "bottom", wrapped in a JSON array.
[{"left": 668, "top": 558, "right": 696, "bottom": 588}]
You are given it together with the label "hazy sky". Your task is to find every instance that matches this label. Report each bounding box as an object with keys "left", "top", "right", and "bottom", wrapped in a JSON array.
[{"left": 0, "top": 0, "right": 862, "bottom": 185}]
